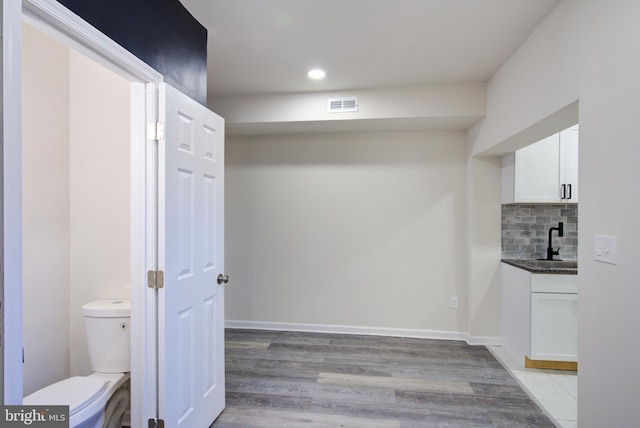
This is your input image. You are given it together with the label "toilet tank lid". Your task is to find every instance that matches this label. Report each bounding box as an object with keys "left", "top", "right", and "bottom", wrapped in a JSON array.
[
  {"left": 23, "top": 376, "right": 106, "bottom": 416},
  {"left": 82, "top": 299, "right": 131, "bottom": 317}
]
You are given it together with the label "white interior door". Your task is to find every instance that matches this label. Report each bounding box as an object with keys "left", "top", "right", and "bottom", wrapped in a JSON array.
[{"left": 157, "top": 82, "right": 226, "bottom": 427}]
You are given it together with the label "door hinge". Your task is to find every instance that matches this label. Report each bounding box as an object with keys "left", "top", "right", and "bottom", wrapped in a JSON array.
[
  {"left": 147, "top": 270, "right": 165, "bottom": 289},
  {"left": 148, "top": 418, "right": 165, "bottom": 428},
  {"left": 147, "top": 121, "right": 165, "bottom": 141}
]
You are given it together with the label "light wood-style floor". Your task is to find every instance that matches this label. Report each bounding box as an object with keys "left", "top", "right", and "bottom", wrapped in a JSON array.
[{"left": 211, "top": 329, "right": 555, "bottom": 427}]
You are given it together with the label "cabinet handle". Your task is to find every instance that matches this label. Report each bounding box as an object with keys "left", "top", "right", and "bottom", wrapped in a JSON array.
[
  {"left": 561, "top": 184, "right": 566, "bottom": 199},
  {"left": 567, "top": 184, "right": 572, "bottom": 200}
]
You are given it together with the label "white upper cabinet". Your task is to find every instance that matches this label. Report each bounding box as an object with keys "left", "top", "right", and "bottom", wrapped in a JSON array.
[
  {"left": 515, "top": 133, "right": 562, "bottom": 202},
  {"left": 560, "top": 125, "right": 579, "bottom": 201},
  {"left": 503, "top": 125, "right": 579, "bottom": 203}
]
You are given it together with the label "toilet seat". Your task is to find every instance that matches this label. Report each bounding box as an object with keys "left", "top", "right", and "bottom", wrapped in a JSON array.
[
  {"left": 24, "top": 376, "right": 106, "bottom": 416},
  {"left": 24, "top": 373, "right": 129, "bottom": 428}
]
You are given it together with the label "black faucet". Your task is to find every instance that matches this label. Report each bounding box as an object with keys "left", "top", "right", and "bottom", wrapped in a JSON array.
[{"left": 546, "top": 221, "right": 564, "bottom": 260}]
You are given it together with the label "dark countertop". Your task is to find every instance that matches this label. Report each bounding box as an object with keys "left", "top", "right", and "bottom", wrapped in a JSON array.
[{"left": 501, "top": 259, "right": 578, "bottom": 275}]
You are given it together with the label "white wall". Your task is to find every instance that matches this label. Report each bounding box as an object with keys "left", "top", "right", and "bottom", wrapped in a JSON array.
[
  {"left": 226, "top": 131, "right": 469, "bottom": 336},
  {"left": 465, "top": 156, "right": 501, "bottom": 340},
  {"left": 68, "top": 49, "right": 131, "bottom": 376},
  {"left": 21, "top": 24, "right": 131, "bottom": 393},
  {"left": 22, "top": 23, "right": 71, "bottom": 396},
  {"left": 212, "top": 83, "right": 486, "bottom": 125},
  {"left": 468, "top": 1, "right": 640, "bottom": 425}
]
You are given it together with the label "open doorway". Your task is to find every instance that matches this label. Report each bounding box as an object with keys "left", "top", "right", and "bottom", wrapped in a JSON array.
[
  {"left": 15, "top": 2, "right": 161, "bottom": 421},
  {"left": 8, "top": 3, "right": 227, "bottom": 426},
  {"left": 21, "top": 21, "right": 134, "bottom": 422},
  {"left": 21, "top": 21, "right": 132, "bottom": 394}
]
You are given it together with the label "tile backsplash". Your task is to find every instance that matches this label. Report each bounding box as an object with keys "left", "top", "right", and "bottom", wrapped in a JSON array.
[{"left": 502, "top": 203, "right": 578, "bottom": 260}]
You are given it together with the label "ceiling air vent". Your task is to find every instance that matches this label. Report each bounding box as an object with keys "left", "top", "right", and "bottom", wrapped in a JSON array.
[{"left": 327, "top": 96, "right": 358, "bottom": 113}]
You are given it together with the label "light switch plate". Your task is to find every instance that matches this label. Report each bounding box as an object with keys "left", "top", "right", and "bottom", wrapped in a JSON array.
[
  {"left": 450, "top": 296, "right": 459, "bottom": 309},
  {"left": 594, "top": 235, "right": 617, "bottom": 264}
]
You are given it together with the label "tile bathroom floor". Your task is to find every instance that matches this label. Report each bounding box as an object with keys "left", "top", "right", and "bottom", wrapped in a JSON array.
[{"left": 488, "top": 346, "right": 578, "bottom": 428}]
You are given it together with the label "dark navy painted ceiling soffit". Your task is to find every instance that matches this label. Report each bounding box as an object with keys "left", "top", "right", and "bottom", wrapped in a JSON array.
[{"left": 57, "top": 0, "right": 208, "bottom": 105}]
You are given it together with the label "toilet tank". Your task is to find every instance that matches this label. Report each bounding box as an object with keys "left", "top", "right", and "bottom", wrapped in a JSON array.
[{"left": 82, "top": 300, "right": 131, "bottom": 373}]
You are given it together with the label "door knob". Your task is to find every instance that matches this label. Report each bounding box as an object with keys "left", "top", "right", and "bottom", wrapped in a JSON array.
[{"left": 217, "top": 274, "right": 230, "bottom": 285}]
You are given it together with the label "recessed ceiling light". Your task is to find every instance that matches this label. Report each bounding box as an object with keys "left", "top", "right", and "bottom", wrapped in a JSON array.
[{"left": 308, "top": 69, "right": 326, "bottom": 80}]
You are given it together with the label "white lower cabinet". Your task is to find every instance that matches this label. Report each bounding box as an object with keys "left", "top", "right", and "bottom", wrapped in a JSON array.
[
  {"left": 501, "top": 264, "right": 531, "bottom": 364},
  {"left": 501, "top": 263, "right": 578, "bottom": 364},
  {"left": 530, "top": 292, "right": 578, "bottom": 361}
]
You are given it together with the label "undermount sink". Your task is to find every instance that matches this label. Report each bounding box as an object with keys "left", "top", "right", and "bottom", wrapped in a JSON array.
[{"left": 530, "top": 260, "right": 578, "bottom": 269}]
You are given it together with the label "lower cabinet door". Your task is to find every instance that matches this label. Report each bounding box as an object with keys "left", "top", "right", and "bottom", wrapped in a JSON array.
[{"left": 530, "top": 292, "right": 578, "bottom": 361}]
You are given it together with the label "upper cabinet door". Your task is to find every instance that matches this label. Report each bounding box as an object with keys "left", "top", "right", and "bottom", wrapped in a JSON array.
[
  {"left": 508, "top": 125, "right": 579, "bottom": 204},
  {"left": 560, "top": 125, "right": 579, "bottom": 202},
  {"left": 514, "top": 133, "right": 562, "bottom": 203}
]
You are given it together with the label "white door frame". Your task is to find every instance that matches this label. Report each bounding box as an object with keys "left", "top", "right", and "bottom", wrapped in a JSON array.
[
  {"left": 2, "top": 0, "right": 25, "bottom": 405},
  {"left": 7, "top": 1, "right": 163, "bottom": 425}
]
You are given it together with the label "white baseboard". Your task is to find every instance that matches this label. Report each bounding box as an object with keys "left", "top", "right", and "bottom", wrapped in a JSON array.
[
  {"left": 225, "top": 320, "right": 501, "bottom": 346},
  {"left": 466, "top": 335, "right": 502, "bottom": 346}
]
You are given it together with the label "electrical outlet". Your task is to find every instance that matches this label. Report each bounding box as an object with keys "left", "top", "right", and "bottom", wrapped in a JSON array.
[{"left": 450, "top": 296, "right": 459, "bottom": 309}]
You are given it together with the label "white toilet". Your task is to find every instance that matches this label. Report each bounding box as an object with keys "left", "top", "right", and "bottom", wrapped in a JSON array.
[{"left": 24, "top": 299, "right": 131, "bottom": 428}]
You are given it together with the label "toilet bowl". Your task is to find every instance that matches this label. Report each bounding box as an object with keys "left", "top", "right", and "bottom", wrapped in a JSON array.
[
  {"left": 23, "top": 299, "right": 131, "bottom": 428},
  {"left": 24, "top": 373, "right": 129, "bottom": 428}
]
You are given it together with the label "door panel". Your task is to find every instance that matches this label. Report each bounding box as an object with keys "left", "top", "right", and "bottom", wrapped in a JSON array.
[
  {"left": 561, "top": 125, "right": 579, "bottom": 201},
  {"left": 158, "top": 83, "right": 225, "bottom": 427},
  {"left": 514, "top": 133, "right": 561, "bottom": 202},
  {"left": 530, "top": 292, "right": 578, "bottom": 361}
]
